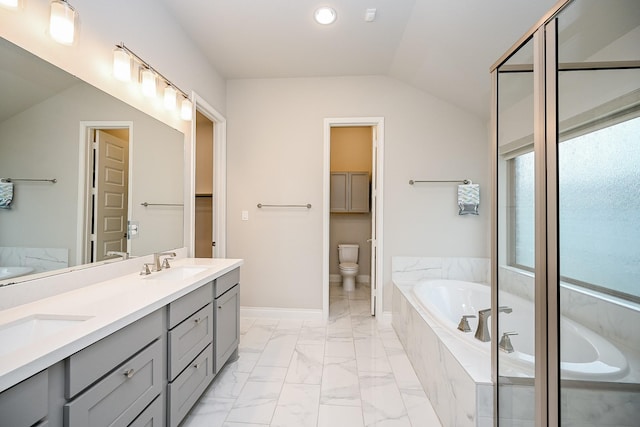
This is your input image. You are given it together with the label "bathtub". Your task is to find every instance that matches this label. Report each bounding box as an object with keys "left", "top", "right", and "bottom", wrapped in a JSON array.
[{"left": 413, "top": 279, "right": 629, "bottom": 381}]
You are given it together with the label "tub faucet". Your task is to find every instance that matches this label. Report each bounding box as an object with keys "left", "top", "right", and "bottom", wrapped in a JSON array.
[
  {"left": 474, "top": 306, "right": 512, "bottom": 342},
  {"left": 153, "top": 251, "right": 176, "bottom": 271}
]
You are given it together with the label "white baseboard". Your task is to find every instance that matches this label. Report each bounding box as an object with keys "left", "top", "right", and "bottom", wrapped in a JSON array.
[{"left": 240, "top": 306, "right": 323, "bottom": 320}]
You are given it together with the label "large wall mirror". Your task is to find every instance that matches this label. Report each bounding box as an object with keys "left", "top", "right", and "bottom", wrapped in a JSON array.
[{"left": 0, "top": 36, "right": 185, "bottom": 285}]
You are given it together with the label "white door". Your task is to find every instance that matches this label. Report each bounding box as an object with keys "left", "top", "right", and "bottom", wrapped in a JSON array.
[
  {"left": 370, "top": 126, "right": 378, "bottom": 315},
  {"left": 94, "top": 130, "right": 129, "bottom": 261}
]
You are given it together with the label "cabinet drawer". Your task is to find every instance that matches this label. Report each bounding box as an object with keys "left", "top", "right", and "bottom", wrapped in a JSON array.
[
  {"left": 167, "top": 344, "right": 213, "bottom": 427},
  {"left": 66, "top": 309, "right": 163, "bottom": 399},
  {"left": 214, "top": 268, "right": 239, "bottom": 298},
  {"left": 128, "top": 394, "right": 162, "bottom": 427},
  {"left": 215, "top": 284, "right": 239, "bottom": 372},
  {"left": 168, "top": 284, "right": 212, "bottom": 329},
  {"left": 0, "top": 370, "right": 48, "bottom": 427},
  {"left": 64, "top": 339, "right": 163, "bottom": 427},
  {"left": 168, "top": 303, "right": 213, "bottom": 380}
]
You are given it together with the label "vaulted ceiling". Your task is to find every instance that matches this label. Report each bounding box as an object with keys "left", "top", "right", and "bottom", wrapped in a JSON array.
[{"left": 160, "top": 0, "right": 559, "bottom": 119}]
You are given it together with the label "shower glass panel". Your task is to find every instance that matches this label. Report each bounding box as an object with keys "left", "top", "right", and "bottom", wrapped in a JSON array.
[
  {"left": 496, "top": 35, "right": 536, "bottom": 426},
  {"left": 555, "top": 0, "right": 640, "bottom": 425}
]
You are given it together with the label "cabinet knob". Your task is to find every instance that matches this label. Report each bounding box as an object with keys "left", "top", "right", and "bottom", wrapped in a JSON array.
[
  {"left": 193, "top": 362, "right": 201, "bottom": 369},
  {"left": 194, "top": 317, "right": 202, "bottom": 324},
  {"left": 123, "top": 368, "right": 135, "bottom": 378}
]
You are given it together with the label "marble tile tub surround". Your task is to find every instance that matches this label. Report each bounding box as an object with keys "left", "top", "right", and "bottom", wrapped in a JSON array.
[
  {"left": 392, "top": 256, "right": 490, "bottom": 284},
  {"left": 0, "top": 246, "right": 68, "bottom": 274},
  {"left": 392, "top": 280, "right": 492, "bottom": 427}
]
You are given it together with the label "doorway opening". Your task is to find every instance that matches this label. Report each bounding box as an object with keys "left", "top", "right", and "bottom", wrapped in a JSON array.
[
  {"left": 194, "top": 110, "right": 214, "bottom": 257},
  {"left": 189, "top": 93, "right": 227, "bottom": 258},
  {"left": 80, "top": 123, "right": 132, "bottom": 264},
  {"left": 323, "top": 117, "right": 384, "bottom": 321}
]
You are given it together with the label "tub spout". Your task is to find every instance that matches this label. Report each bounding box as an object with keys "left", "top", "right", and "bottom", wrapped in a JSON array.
[{"left": 474, "top": 306, "right": 512, "bottom": 342}]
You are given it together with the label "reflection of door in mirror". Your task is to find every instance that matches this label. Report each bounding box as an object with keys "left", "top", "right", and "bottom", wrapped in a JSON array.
[
  {"left": 86, "top": 128, "right": 130, "bottom": 263},
  {"left": 195, "top": 110, "right": 214, "bottom": 258}
]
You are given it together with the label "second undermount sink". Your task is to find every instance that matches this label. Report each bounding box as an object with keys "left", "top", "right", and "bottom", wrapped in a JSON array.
[
  {"left": 145, "top": 266, "right": 208, "bottom": 281},
  {"left": 0, "top": 314, "right": 93, "bottom": 357}
]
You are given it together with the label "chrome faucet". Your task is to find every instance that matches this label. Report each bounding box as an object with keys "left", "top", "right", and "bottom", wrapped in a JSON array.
[
  {"left": 106, "top": 250, "right": 129, "bottom": 260},
  {"left": 153, "top": 251, "right": 176, "bottom": 271},
  {"left": 474, "top": 306, "right": 512, "bottom": 342}
]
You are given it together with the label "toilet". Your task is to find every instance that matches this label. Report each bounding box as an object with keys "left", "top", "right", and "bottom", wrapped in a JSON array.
[{"left": 338, "top": 244, "right": 359, "bottom": 292}]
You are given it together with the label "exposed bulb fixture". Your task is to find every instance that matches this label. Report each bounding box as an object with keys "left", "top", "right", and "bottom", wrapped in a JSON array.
[
  {"left": 0, "top": 0, "right": 20, "bottom": 10},
  {"left": 141, "top": 68, "right": 157, "bottom": 98},
  {"left": 180, "top": 99, "right": 193, "bottom": 121},
  {"left": 314, "top": 6, "right": 337, "bottom": 25},
  {"left": 164, "top": 86, "right": 177, "bottom": 111},
  {"left": 49, "top": 0, "right": 77, "bottom": 45},
  {"left": 113, "top": 46, "right": 132, "bottom": 82}
]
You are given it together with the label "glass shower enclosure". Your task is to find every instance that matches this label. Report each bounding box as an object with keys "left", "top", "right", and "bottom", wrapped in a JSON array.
[{"left": 492, "top": 0, "right": 640, "bottom": 425}]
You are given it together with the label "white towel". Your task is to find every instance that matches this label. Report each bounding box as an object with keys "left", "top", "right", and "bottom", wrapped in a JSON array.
[
  {"left": 0, "top": 180, "right": 13, "bottom": 209},
  {"left": 458, "top": 183, "right": 479, "bottom": 215}
]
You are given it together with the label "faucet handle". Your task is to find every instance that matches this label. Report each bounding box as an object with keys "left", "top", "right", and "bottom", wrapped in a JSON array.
[
  {"left": 499, "top": 331, "right": 518, "bottom": 353},
  {"left": 457, "top": 314, "right": 476, "bottom": 332},
  {"left": 140, "top": 263, "right": 153, "bottom": 275},
  {"left": 162, "top": 258, "right": 174, "bottom": 269}
]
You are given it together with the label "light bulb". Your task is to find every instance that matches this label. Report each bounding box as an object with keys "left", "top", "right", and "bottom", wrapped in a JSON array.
[
  {"left": 50, "top": 0, "right": 76, "bottom": 45},
  {"left": 141, "top": 69, "right": 157, "bottom": 98},
  {"left": 180, "top": 99, "right": 193, "bottom": 121},
  {"left": 113, "top": 47, "right": 132, "bottom": 82},
  {"left": 164, "top": 86, "right": 177, "bottom": 111},
  {"left": 314, "top": 7, "right": 337, "bottom": 25}
]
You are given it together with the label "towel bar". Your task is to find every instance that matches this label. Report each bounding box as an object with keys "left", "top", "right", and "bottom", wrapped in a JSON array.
[
  {"left": 141, "top": 202, "right": 184, "bottom": 207},
  {"left": 1, "top": 178, "right": 57, "bottom": 183},
  {"left": 409, "top": 179, "right": 470, "bottom": 185},
  {"left": 257, "top": 203, "right": 311, "bottom": 209}
]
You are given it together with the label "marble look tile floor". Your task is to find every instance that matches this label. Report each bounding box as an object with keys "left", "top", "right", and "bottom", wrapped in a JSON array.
[{"left": 182, "top": 282, "right": 443, "bottom": 427}]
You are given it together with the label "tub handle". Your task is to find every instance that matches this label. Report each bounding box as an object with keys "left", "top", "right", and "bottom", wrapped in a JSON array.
[
  {"left": 457, "top": 315, "right": 476, "bottom": 332},
  {"left": 499, "top": 331, "right": 518, "bottom": 353}
]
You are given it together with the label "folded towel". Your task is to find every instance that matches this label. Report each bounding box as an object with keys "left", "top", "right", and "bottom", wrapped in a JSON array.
[
  {"left": 0, "top": 180, "right": 14, "bottom": 209},
  {"left": 458, "top": 183, "right": 479, "bottom": 215}
]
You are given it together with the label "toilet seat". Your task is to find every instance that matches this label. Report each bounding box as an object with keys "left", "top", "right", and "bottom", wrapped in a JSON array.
[{"left": 339, "top": 262, "right": 358, "bottom": 270}]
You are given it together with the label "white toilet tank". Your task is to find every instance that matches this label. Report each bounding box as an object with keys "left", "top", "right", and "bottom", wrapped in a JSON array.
[{"left": 338, "top": 244, "right": 359, "bottom": 263}]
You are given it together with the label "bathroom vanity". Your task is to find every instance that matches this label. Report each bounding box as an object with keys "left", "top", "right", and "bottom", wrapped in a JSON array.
[{"left": 0, "top": 258, "right": 242, "bottom": 427}]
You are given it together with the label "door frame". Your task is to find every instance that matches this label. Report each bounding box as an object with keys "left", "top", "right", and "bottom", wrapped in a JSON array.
[
  {"left": 188, "top": 93, "right": 227, "bottom": 258},
  {"left": 323, "top": 117, "right": 384, "bottom": 321},
  {"left": 77, "top": 121, "right": 133, "bottom": 266}
]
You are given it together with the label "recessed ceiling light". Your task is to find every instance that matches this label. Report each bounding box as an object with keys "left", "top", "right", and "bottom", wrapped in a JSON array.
[{"left": 314, "top": 6, "right": 337, "bottom": 25}]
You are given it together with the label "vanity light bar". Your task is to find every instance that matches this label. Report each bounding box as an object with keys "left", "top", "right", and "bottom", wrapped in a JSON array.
[{"left": 114, "top": 43, "right": 192, "bottom": 119}]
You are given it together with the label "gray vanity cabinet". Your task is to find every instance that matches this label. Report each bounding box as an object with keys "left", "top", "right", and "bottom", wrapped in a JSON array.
[
  {"left": 166, "top": 283, "right": 214, "bottom": 427},
  {"left": 63, "top": 310, "right": 164, "bottom": 427},
  {"left": 0, "top": 369, "right": 48, "bottom": 427},
  {"left": 213, "top": 268, "right": 240, "bottom": 372}
]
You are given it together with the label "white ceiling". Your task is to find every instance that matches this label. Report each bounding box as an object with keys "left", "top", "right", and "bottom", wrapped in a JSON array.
[{"left": 161, "top": 0, "right": 559, "bottom": 119}]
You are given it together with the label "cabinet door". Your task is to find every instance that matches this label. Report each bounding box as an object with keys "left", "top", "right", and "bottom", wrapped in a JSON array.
[
  {"left": 214, "top": 284, "right": 240, "bottom": 372},
  {"left": 330, "top": 173, "right": 348, "bottom": 212},
  {"left": 0, "top": 370, "right": 48, "bottom": 427},
  {"left": 349, "top": 172, "right": 370, "bottom": 212}
]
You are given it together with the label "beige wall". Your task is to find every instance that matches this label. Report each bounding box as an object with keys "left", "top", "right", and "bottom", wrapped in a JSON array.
[
  {"left": 330, "top": 127, "right": 372, "bottom": 279},
  {"left": 227, "top": 75, "right": 490, "bottom": 312}
]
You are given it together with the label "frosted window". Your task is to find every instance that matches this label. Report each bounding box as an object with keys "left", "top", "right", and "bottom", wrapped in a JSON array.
[
  {"left": 514, "top": 151, "right": 535, "bottom": 269},
  {"left": 559, "top": 116, "right": 640, "bottom": 299},
  {"left": 512, "top": 116, "right": 640, "bottom": 299}
]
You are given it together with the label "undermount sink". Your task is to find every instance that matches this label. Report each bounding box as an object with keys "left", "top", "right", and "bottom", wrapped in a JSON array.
[
  {"left": 145, "top": 266, "right": 208, "bottom": 281},
  {"left": 0, "top": 266, "right": 35, "bottom": 280},
  {"left": 0, "top": 314, "right": 93, "bottom": 357}
]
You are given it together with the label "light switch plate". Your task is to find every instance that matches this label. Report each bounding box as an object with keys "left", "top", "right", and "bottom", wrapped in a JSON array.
[{"left": 242, "top": 210, "right": 249, "bottom": 221}]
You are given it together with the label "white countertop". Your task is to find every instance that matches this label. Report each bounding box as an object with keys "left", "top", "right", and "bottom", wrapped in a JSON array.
[{"left": 0, "top": 257, "right": 243, "bottom": 392}]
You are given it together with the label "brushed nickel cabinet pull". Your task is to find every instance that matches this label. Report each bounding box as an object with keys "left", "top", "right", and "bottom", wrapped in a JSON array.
[{"left": 124, "top": 368, "right": 135, "bottom": 378}]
